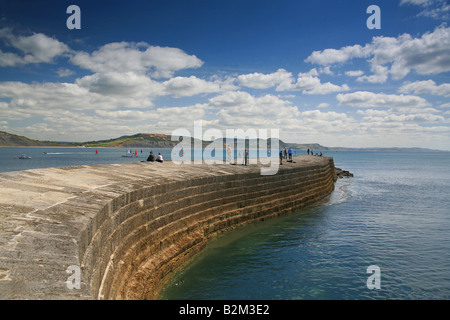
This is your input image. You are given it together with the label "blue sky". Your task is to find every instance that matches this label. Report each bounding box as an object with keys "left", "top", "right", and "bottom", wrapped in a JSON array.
[{"left": 0, "top": 0, "right": 449, "bottom": 150}]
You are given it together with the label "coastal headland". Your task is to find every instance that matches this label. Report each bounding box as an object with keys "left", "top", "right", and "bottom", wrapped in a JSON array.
[{"left": 0, "top": 155, "right": 337, "bottom": 299}]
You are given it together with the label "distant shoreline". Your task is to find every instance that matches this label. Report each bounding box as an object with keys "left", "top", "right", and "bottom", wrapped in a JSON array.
[
  {"left": 1, "top": 145, "right": 448, "bottom": 152},
  {"left": 2, "top": 130, "right": 449, "bottom": 152}
]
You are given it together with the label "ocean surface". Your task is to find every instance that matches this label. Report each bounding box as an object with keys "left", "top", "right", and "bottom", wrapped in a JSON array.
[
  {"left": 0, "top": 147, "right": 173, "bottom": 173},
  {"left": 159, "top": 150, "right": 450, "bottom": 300},
  {"left": 0, "top": 146, "right": 276, "bottom": 173},
  {"left": 1, "top": 147, "right": 449, "bottom": 299}
]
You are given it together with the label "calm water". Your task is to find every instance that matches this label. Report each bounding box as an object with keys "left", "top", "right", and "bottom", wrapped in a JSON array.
[
  {"left": 159, "top": 150, "right": 450, "bottom": 300},
  {"left": 0, "top": 147, "right": 173, "bottom": 173},
  {"left": 0, "top": 146, "right": 276, "bottom": 173}
]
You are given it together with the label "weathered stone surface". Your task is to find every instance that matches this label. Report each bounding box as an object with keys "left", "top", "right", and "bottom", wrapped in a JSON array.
[{"left": 0, "top": 155, "right": 337, "bottom": 299}]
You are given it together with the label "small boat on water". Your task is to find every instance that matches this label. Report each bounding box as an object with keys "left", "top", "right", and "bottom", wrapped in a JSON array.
[
  {"left": 18, "top": 154, "right": 31, "bottom": 159},
  {"left": 121, "top": 150, "right": 138, "bottom": 158}
]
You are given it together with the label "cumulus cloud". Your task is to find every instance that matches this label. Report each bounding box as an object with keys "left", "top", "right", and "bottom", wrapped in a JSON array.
[
  {"left": 209, "top": 91, "right": 300, "bottom": 127},
  {"left": 337, "top": 91, "right": 431, "bottom": 108},
  {"left": 293, "top": 69, "right": 350, "bottom": 94},
  {"left": 237, "top": 68, "right": 349, "bottom": 94},
  {"left": 398, "top": 80, "right": 450, "bottom": 97},
  {"left": 300, "top": 109, "right": 350, "bottom": 121},
  {"left": 0, "top": 80, "right": 154, "bottom": 116},
  {"left": 317, "top": 103, "right": 330, "bottom": 109},
  {"left": 356, "top": 65, "right": 388, "bottom": 84},
  {"left": 305, "top": 25, "right": 450, "bottom": 82},
  {"left": 76, "top": 71, "right": 163, "bottom": 101},
  {"left": 162, "top": 76, "right": 225, "bottom": 97},
  {"left": 95, "top": 103, "right": 207, "bottom": 125},
  {"left": 345, "top": 70, "right": 364, "bottom": 77},
  {"left": 305, "top": 45, "right": 369, "bottom": 65},
  {"left": 70, "top": 41, "right": 203, "bottom": 78},
  {"left": 357, "top": 106, "right": 445, "bottom": 125},
  {"left": 0, "top": 28, "right": 70, "bottom": 66},
  {"left": 237, "top": 68, "right": 294, "bottom": 91}
]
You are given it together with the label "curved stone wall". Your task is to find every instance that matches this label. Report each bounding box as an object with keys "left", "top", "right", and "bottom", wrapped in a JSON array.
[{"left": 0, "top": 155, "right": 336, "bottom": 299}]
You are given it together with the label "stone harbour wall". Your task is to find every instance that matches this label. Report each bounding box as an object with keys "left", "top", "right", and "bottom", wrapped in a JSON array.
[{"left": 0, "top": 155, "right": 337, "bottom": 300}]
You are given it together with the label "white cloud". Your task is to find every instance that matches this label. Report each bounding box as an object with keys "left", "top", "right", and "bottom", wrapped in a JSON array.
[
  {"left": 0, "top": 28, "right": 70, "bottom": 66},
  {"left": 358, "top": 107, "right": 444, "bottom": 121},
  {"left": 400, "top": 0, "right": 450, "bottom": 20},
  {"left": 400, "top": 0, "right": 430, "bottom": 5},
  {"left": 300, "top": 110, "right": 349, "bottom": 121},
  {"left": 356, "top": 65, "right": 388, "bottom": 84},
  {"left": 398, "top": 80, "right": 450, "bottom": 97},
  {"left": 293, "top": 69, "right": 350, "bottom": 94},
  {"left": 384, "top": 113, "right": 444, "bottom": 122},
  {"left": 96, "top": 103, "right": 207, "bottom": 125},
  {"left": 76, "top": 71, "right": 162, "bottom": 102},
  {"left": 357, "top": 107, "right": 445, "bottom": 126},
  {"left": 70, "top": 42, "right": 203, "bottom": 78},
  {"left": 237, "top": 68, "right": 349, "bottom": 94},
  {"left": 337, "top": 91, "right": 431, "bottom": 108},
  {"left": 57, "top": 68, "right": 75, "bottom": 77},
  {"left": 356, "top": 109, "right": 391, "bottom": 117},
  {"left": 0, "top": 80, "right": 154, "bottom": 116},
  {"left": 237, "top": 68, "right": 294, "bottom": 91},
  {"left": 162, "top": 76, "right": 225, "bottom": 97},
  {"left": 305, "top": 44, "right": 368, "bottom": 65},
  {"left": 319, "top": 66, "right": 334, "bottom": 75},
  {"left": 317, "top": 103, "right": 330, "bottom": 109},
  {"left": 0, "top": 49, "right": 27, "bottom": 67},
  {"left": 209, "top": 91, "right": 300, "bottom": 128},
  {"left": 345, "top": 70, "right": 364, "bottom": 77},
  {"left": 305, "top": 25, "right": 450, "bottom": 82},
  {"left": 209, "top": 91, "right": 256, "bottom": 109}
]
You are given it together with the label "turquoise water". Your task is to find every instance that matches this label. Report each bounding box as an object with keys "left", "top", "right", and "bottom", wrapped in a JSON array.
[{"left": 159, "top": 151, "right": 450, "bottom": 300}]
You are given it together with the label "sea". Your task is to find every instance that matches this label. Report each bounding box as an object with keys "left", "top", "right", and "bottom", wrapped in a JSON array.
[{"left": 1, "top": 147, "right": 450, "bottom": 299}]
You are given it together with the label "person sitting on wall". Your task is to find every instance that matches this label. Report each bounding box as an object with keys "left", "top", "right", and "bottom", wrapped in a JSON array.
[
  {"left": 147, "top": 151, "right": 155, "bottom": 162},
  {"left": 156, "top": 153, "right": 163, "bottom": 162}
]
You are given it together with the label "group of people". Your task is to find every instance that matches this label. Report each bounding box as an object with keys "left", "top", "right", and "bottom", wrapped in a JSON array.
[
  {"left": 146, "top": 147, "right": 322, "bottom": 165},
  {"left": 279, "top": 147, "right": 293, "bottom": 164},
  {"left": 278, "top": 147, "right": 324, "bottom": 164},
  {"left": 226, "top": 145, "right": 250, "bottom": 166},
  {"left": 146, "top": 151, "right": 164, "bottom": 163},
  {"left": 307, "top": 148, "right": 323, "bottom": 156}
]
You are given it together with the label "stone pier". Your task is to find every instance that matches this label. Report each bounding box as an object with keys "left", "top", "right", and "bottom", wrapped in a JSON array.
[{"left": 0, "top": 155, "right": 337, "bottom": 299}]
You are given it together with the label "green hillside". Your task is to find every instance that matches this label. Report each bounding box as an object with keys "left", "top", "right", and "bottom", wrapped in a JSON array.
[
  {"left": 0, "top": 131, "right": 68, "bottom": 147},
  {"left": 77, "top": 133, "right": 181, "bottom": 148}
]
